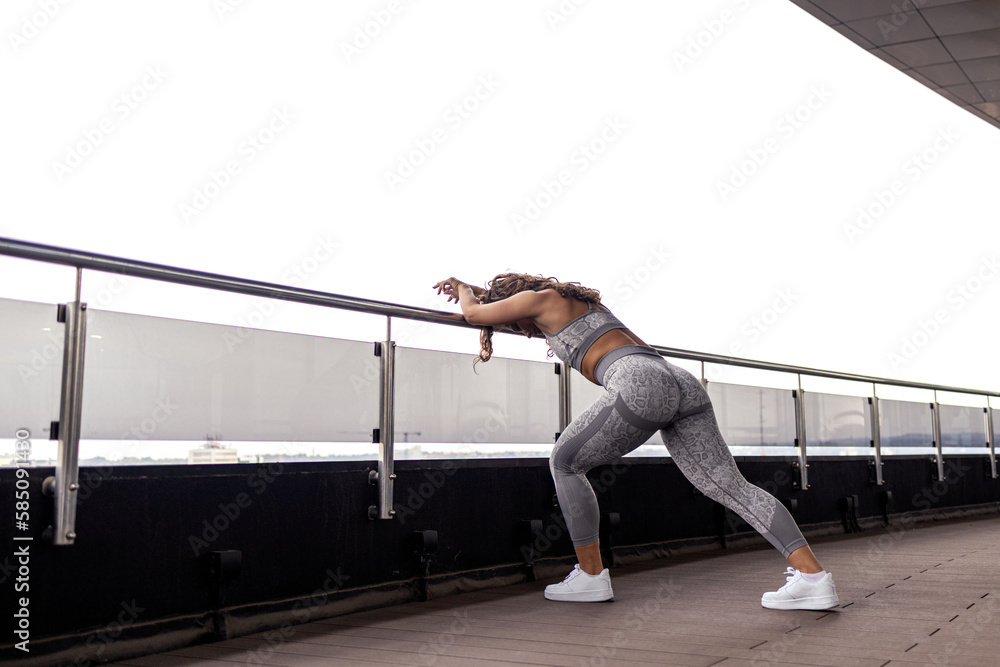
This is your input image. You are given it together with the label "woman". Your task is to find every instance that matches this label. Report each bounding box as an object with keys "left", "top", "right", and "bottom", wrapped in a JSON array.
[{"left": 433, "top": 273, "right": 839, "bottom": 610}]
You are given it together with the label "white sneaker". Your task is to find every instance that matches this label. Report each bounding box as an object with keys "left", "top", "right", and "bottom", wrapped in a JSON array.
[
  {"left": 761, "top": 567, "right": 839, "bottom": 610},
  {"left": 544, "top": 565, "right": 614, "bottom": 602}
]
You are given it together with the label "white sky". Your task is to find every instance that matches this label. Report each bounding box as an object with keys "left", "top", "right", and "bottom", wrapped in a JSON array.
[{"left": 3, "top": 0, "right": 998, "bottom": 404}]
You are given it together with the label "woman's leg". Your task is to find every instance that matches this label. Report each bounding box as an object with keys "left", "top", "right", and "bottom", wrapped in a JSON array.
[
  {"left": 661, "top": 408, "right": 811, "bottom": 560},
  {"left": 787, "top": 545, "right": 823, "bottom": 574},
  {"left": 549, "top": 356, "right": 678, "bottom": 574},
  {"left": 550, "top": 392, "right": 658, "bottom": 573},
  {"left": 661, "top": 365, "right": 838, "bottom": 609},
  {"left": 658, "top": 363, "right": 813, "bottom": 562},
  {"left": 573, "top": 542, "right": 604, "bottom": 576}
]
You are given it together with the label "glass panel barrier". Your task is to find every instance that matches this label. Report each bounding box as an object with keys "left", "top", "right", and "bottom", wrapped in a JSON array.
[
  {"left": 939, "top": 404, "right": 987, "bottom": 453},
  {"left": 706, "top": 382, "right": 797, "bottom": 456},
  {"left": 5, "top": 296, "right": 993, "bottom": 468},
  {"left": 394, "top": 347, "right": 558, "bottom": 458},
  {"left": 79, "top": 309, "right": 379, "bottom": 464},
  {"left": 0, "top": 298, "right": 63, "bottom": 465},
  {"left": 878, "top": 399, "right": 935, "bottom": 455},
  {"left": 803, "top": 392, "right": 871, "bottom": 455},
  {"left": 993, "top": 408, "right": 999, "bottom": 468},
  {"left": 568, "top": 367, "right": 603, "bottom": 423}
]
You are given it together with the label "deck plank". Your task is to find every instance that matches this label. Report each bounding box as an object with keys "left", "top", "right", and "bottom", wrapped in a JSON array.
[{"left": 114, "top": 514, "right": 1000, "bottom": 667}]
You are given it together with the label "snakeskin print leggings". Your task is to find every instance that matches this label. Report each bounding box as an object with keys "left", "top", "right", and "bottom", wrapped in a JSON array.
[{"left": 550, "top": 353, "right": 808, "bottom": 558}]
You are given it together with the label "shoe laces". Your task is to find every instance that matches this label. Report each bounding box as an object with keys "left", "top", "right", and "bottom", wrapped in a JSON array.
[
  {"left": 781, "top": 566, "right": 799, "bottom": 585},
  {"left": 561, "top": 565, "right": 583, "bottom": 583}
]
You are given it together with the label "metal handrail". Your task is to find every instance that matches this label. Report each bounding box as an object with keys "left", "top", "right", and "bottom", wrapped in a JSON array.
[
  {"left": 4, "top": 235, "right": 997, "bottom": 540},
  {"left": 647, "top": 345, "right": 999, "bottom": 397},
  {"left": 0, "top": 237, "right": 467, "bottom": 328},
  {"left": 2, "top": 236, "right": 998, "bottom": 398}
]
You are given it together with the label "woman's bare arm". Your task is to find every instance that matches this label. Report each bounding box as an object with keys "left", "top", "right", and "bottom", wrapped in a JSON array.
[{"left": 433, "top": 278, "right": 551, "bottom": 327}]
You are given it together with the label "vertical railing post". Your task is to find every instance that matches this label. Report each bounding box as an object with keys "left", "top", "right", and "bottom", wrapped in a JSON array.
[
  {"left": 50, "top": 268, "right": 87, "bottom": 545},
  {"left": 556, "top": 362, "right": 571, "bottom": 439},
  {"left": 931, "top": 393, "right": 945, "bottom": 481},
  {"left": 793, "top": 375, "right": 809, "bottom": 490},
  {"left": 985, "top": 402, "right": 996, "bottom": 479},
  {"left": 375, "top": 317, "right": 396, "bottom": 519},
  {"left": 869, "top": 391, "right": 884, "bottom": 486}
]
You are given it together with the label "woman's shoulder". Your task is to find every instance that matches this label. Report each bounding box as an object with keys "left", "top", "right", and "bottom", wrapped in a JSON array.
[{"left": 533, "top": 291, "right": 590, "bottom": 331}]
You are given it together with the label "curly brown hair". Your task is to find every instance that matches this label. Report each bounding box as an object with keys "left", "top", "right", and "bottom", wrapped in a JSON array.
[{"left": 476, "top": 272, "right": 601, "bottom": 366}]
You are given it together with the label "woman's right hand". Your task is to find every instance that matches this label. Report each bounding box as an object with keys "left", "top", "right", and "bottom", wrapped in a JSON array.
[
  {"left": 433, "top": 278, "right": 484, "bottom": 303},
  {"left": 433, "top": 278, "right": 466, "bottom": 303}
]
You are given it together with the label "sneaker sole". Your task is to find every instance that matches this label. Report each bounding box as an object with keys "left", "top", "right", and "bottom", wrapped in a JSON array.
[
  {"left": 761, "top": 595, "right": 839, "bottom": 611},
  {"left": 544, "top": 589, "right": 614, "bottom": 602}
]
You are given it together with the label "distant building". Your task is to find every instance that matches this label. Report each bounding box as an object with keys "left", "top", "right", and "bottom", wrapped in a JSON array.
[{"left": 187, "top": 441, "right": 238, "bottom": 465}]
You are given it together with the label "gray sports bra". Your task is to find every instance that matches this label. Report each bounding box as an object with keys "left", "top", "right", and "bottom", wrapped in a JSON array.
[{"left": 543, "top": 302, "right": 629, "bottom": 373}]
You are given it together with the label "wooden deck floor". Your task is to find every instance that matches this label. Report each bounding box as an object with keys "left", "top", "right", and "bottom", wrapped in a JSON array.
[{"left": 116, "top": 514, "right": 1000, "bottom": 667}]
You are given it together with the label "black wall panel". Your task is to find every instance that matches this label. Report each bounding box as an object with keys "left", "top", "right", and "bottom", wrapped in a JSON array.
[{"left": 2, "top": 454, "right": 998, "bottom": 664}]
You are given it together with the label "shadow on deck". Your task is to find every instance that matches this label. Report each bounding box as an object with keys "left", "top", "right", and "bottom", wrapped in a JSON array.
[{"left": 113, "top": 513, "right": 1000, "bottom": 667}]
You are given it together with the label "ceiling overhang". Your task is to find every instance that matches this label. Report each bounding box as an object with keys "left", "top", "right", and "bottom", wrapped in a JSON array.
[{"left": 788, "top": 0, "right": 1000, "bottom": 129}]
